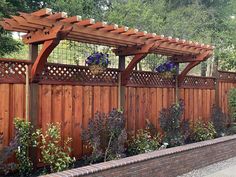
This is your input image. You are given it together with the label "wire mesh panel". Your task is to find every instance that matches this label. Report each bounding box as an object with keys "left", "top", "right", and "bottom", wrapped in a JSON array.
[{"left": 39, "top": 40, "right": 119, "bottom": 68}]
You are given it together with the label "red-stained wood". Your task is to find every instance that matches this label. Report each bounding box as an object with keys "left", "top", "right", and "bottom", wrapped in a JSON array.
[
  {"left": 184, "top": 89, "right": 189, "bottom": 120},
  {"left": 150, "top": 88, "right": 157, "bottom": 128},
  {"left": 101, "top": 86, "right": 110, "bottom": 114},
  {"left": 162, "top": 88, "right": 168, "bottom": 109},
  {"left": 156, "top": 88, "right": 163, "bottom": 129},
  {"left": 0, "top": 84, "right": 10, "bottom": 147},
  {"left": 31, "top": 39, "right": 60, "bottom": 81},
  {"left": 63, "top": 86, "right": 73, "bottom": 148},
  {"left": 110, "top": 86, "right": 118, "bottom": 109},
  {"left": 52, "top": 85, "right": 63, "bottom": 123},
  {"left": 93, "top": 86, "right": 101, "bottom": 113},
  {"left": 121, "top": 54, "right": 147, "bottom": 85},
  {"left": 40, "top": 85, "right": 52, "bottom": 132},
  {"left": 206, "top": 89, "right": 211, "bottom": 121},
  {"left": 202, "top": 89, "right": 207, "bottom": 120},
  {"left": 72, "top": 86, "right": 83, "bottom": 158},
  {"left": 198, "top": 89, "right": 203, "bottom": 121},
  {"left": 193, "top": 89, "right": 199, "bottom": 122},
  {"left": 189, "top": 89, "right": 194, "bottom": 122}
]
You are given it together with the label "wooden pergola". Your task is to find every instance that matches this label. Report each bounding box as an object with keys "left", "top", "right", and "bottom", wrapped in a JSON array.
[{"left": 0, "top": 8, "right": 213, "bottom": 85}]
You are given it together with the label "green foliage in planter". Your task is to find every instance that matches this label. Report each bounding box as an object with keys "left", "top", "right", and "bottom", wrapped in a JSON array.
[
  {"left": 127, "top": 129, "right": 161, "bottom": 156},
  {"left": 14, "top": 118, "right": 36, "bottom": 177},
  {"left": 191, "top": 121, "right": 216, "bottom": 142},
  {"left": 228, "top": 88, "right": 236, "bottom": 122},
  {"left": 34, "top": 123, "right": 75, "bottom": 173},
  {"left": 211, "top": 105, "right": 227, "bottom": 137},
  {"left": 159, "top": 100, "right": 185, "bottom": 147},
  {"left": 227, "top": 125, "right": 236, "bottom": 135},
  {"left": 0, "top": 132, "right": 18, "bottom": 175},
  {"left": 82, "top": 109, "right": 127, "bottom": 164}
]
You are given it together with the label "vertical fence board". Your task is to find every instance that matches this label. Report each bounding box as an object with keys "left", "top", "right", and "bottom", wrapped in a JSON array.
[
  {"left": 0, "top": 84, "right": 10, "bottom": 147},
  {"left": 40, "top": 85, "right": 52, "bottom": 132},
  {"left": 72, "top": 86, "right": 83, "bottom": 158}
]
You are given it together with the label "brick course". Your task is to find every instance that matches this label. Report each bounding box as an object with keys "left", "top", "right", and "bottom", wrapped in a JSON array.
[{"left": 42, "top": 135, "right": 236, "bottom": 177}]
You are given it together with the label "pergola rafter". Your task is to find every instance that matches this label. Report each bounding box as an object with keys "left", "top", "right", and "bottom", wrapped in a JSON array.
[{"left": 0, "top": 8, "right": 214, "bottom": 85}]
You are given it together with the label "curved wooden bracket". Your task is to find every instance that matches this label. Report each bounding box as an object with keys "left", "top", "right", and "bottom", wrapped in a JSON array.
[
  {"left": 120, "top": 43, "right": 158, "bottom": 85},
  {"left": 178, "top": 51, "right": 212, "bottom": 85},
  {"left": 31, "top": 39, "right": 60, "bottom": 82},
  {"left": 121, "top": 53, "right": 147, "bottom": 85}
]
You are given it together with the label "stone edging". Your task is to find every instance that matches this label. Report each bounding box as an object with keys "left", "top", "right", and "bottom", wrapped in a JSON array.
[{"left": 41, "top": 135, "right": 236, "bottom": 177}]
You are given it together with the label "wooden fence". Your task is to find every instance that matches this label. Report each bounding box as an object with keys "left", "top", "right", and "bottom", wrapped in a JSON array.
[{"left": 0, "top": 58, "right": 235, "bottom": 158}]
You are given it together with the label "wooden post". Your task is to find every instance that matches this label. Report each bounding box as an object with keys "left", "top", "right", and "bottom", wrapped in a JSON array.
[
  {"left": 175, "top": 63, "right": 180, "bottom": 104},
  {"left": 213, "top": 63, "right": 219, "bottom": 107},
  {"left": 118, "top": 56, "right": 126, "bottom": 110},
  {"left": 29, "top": 44, "right": 39, "bottom": 168}
]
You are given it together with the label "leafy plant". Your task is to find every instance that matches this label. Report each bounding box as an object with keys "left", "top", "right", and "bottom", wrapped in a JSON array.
[
  {"left": 227, "top": 125, "right": 236, "bottom": 135},
  {"left": 34, "top": 123, "right": 75, "bottom": 173},
  {"left": 159, "top": 100, "right": 185, "bottom": 147},
  {"left": 82, "top": 109, "right": 127, "bottom": 164},
  {"left": 0, "top": 132, "right": 18, "bottom": 175},
  {"left": 191, "top": 121, "right": 216, "bottom": 142},
  {"left": 211, "top": 105, "right": 227, "bottom": 137},
  {"left": 181, "top": 119, "right": 191, "bottom": 144},
  {"left": 127, "top": 129, "right": 161, "bottom": 156},
  {"left": 14, "top": 118, "right": 35, "bottom": 177},
  {"left": 228, "top": 88, "right": 236, "bottom": 122}
]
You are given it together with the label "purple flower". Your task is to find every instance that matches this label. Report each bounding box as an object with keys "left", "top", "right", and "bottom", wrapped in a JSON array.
[{"left": 86, "top": 52, "right": 110, "bottom": 67}]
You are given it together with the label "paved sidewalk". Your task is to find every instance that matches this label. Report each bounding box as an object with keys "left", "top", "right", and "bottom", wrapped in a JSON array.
[{"left": 178, "top": 157, "right": 236, "bottom": 177}]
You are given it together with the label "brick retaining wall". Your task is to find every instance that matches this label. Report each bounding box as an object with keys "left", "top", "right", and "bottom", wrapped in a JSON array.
[{"left": 42, "top": 135, "right": 236, "bottom": 177}]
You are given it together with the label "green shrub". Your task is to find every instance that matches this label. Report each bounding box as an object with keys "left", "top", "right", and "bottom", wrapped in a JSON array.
[
  {"left": 227, "top": 125, "right": 236, "bottom": 135},
  {"left": 14, "top": 118, "right": 35, "bottom": 177},
  {"left": 191, "top": 121, "right": 216, "bottom": 142},
  {"left": 228, "top": 88, "right": 236, "bottom": 122},
  {"left": 211, "top": 105, "right": 227, "bottom": 137},
  {"left": 159, "top": 100, "right": 185, "bottom": 147},
  {"left": 127, "top": 130, "right": 161, "bottom": 156},
  {"left": 82, "top": 109, "right": 127, "bottom": 164},
  {"left": 34, "top": 123, "right": 75, "bottom": 173}
]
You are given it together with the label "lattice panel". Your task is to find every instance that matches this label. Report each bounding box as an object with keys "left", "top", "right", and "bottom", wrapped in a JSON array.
[
  {"left": 127, "top": 71, "right": 216, "bottom": 89},
  {"left": 219, "top": 71, "right": 236, "bottom": 82},
  {"left": 0, "top": 59, "right": 31, "bottom": 83},
  {"left": 39, "top": 63, "right": 120, "bottom": 85},
  {"left": 182, "top": 76, "right": 216, "bottom": 89},
  {"left": 127, "top": 71, "right": 175, "bottom": 87}
]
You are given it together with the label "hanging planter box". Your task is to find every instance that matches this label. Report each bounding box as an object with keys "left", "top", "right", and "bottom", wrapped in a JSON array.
[
  {"left": 86, "top": 52, "right": 110, "bottom": 76},
  {"left": 155, "top": 61, "right": 178, "bottom": 79},
  {"left": 89, "top": 64, "right": 106, "bottom": 75}
]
